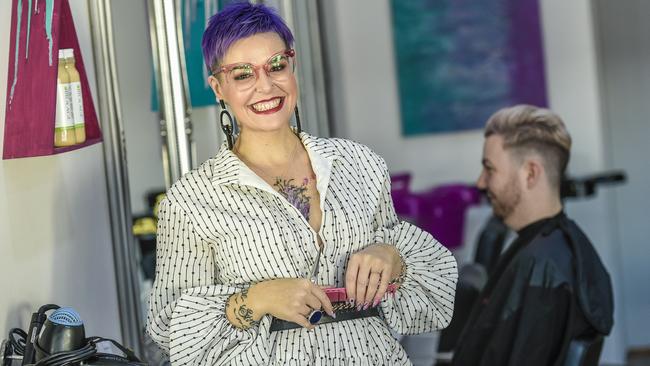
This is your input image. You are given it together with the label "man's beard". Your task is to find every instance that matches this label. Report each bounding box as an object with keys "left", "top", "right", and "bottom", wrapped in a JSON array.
[{"left": 488, "top": 177, "right": 521, "bottom": 221}]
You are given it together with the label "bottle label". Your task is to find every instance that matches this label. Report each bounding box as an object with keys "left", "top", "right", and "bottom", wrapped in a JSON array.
[
  {"left": 70, "top": 81, "right": 85, "bottom": 127},
  {"left": 55, "top": 82, "right": 74, "bottom": 129}
]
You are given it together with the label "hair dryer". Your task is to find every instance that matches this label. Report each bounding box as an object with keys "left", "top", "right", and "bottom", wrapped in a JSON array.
[{"left": 33, "top": 308, "right": 86, "bottom": 362}]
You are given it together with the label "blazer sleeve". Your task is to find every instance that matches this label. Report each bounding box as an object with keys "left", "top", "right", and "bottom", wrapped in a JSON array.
[
  {"left": 146, "top": 198, "right": 272, "bottom": 365},
  {"left": 370, "top": 157, "right": 458, "bottom": 335}
]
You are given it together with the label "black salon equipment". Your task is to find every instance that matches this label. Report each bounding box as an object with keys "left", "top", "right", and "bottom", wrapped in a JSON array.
[
  {"left": 1, "top": 304, "right": 146, "bottom": 366},
  {"left": 561, "top": 170, "right": 626, "bottom": 199},
  {"left": 33, "top": 307, "right": 86, "bottom": 362}
]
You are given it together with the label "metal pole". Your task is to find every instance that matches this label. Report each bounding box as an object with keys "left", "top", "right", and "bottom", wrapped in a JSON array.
[
  {"left": 87, "top": 0, "right": 143, "bottom": 356},
  {"left": 148, "top": 0, "right": 193, "bottom": 187}
]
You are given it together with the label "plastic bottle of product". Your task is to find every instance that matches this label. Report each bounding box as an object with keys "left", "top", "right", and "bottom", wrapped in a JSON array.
[
  {"left": 54, "top": 49, "right": 76, "bottom": 147},
  {"left": 64, "top": 48, "right": 86, "bottom": 144}
]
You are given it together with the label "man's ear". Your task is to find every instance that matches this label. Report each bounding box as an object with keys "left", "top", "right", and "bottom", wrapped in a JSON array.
[
  {"left": 524, "top": 157, "right": 544, "bottom": 189},
  {"left": 208, "top": 75, "right": 224, "bottom": 101}
]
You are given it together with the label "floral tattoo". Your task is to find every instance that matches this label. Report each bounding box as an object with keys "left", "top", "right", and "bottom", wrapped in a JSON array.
[{"left": 274, "top": 177, "right": 311, "bottom": 220}]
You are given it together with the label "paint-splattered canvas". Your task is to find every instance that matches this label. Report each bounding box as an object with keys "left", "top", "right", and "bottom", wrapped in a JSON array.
[{"left": 390, "top": 0, "right": 548, "bottom": 135}]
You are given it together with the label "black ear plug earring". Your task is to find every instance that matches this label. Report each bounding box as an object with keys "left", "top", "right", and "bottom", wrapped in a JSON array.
[
  {"left": 219, "top": 99, "right": 235, "bottom": 150},
  {"left": 294, "top": 106, "right": 302, "bottom": 134}
]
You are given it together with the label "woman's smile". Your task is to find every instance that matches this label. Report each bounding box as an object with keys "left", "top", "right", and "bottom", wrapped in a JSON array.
[{"left": 249, "top": 96, "right": 284, "bottom": 114}]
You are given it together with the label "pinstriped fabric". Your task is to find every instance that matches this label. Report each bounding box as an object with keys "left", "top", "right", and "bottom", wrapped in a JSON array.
[{"left": 146, "top": 133, "right": 457, "bottom": 365}]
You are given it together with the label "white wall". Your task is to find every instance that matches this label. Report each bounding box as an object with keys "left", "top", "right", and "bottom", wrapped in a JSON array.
[
  {"left": 540, "top": 1, "right": 626, "bottom": 362},
  {"left": 595, "top": 0, "right": 650, "bottom": 349},
  {"left": 324, "top": 0, "right": 628, "bottom": 363},
  {"left": 0, "top": 0, "right": 121, "bottom": 343}
]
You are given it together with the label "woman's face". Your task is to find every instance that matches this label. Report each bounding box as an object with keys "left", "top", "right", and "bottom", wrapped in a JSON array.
[{"left": 209, "top": 32, "right": 298, "bottom": 135}]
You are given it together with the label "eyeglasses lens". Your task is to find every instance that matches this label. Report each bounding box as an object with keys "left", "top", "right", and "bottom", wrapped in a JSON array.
[{"left": 226, "top": 53, "right": 294, "bottom": 91}]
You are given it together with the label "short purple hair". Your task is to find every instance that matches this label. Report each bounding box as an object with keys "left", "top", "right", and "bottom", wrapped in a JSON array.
[{"left": 201, "top": 1, "right": 294, "bottom": 73}]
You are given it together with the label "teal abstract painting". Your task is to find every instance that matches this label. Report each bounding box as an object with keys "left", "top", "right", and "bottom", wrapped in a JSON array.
[{"left": 390, "top": 0, "right": 548, "bottom": 135}]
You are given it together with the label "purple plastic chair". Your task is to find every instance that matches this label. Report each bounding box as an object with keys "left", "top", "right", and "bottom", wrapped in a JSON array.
[
  {"left": 390, "top": 173, "right": 420, "bottom": 224},
  {"left": 417, "top": 184, "right": 481, "bottom": 249},
  {"left": 391, "top": 174, "right": 481, "bottom": 249}
]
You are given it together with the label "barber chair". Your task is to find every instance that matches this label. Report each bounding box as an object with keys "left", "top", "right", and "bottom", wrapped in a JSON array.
[
  {"left": 563, "top": 335, "right": 604, "bottom": 366},
  {"left": 561, "top": 171, "right": 626, "bottom": 199}
]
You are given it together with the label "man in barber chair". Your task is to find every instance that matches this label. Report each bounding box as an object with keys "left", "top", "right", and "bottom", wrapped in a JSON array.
[{"left": 452, "top": 105, "right": 613, "bottom": 366}]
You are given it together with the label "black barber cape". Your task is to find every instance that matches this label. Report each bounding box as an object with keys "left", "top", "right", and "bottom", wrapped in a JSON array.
[{"left": 452, "top": 212, "right": 613, "bottom": 366}]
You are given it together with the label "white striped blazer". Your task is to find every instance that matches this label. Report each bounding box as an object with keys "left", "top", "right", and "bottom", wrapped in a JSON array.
[{"left": 146, "top": 133, "right": 457, "bottom": 365}]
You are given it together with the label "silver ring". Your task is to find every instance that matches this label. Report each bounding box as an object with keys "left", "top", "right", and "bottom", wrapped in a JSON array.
[{"left": 307, "top": 309, "right": 323, "bottom": 325}]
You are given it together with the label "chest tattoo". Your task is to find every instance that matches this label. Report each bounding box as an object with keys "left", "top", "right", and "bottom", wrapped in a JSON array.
[{"left": 273, "top": 177, "right": 311, "bottom": 220}]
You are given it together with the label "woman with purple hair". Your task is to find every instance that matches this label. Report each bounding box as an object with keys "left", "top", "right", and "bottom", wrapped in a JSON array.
[{"left": 146, "top": 2, "right": 457, "bottom": 364}]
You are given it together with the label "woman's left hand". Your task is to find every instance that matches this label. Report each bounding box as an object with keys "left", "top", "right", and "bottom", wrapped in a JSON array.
[{"left": 345, "top": 243, "right": 402, "bottom": 310}]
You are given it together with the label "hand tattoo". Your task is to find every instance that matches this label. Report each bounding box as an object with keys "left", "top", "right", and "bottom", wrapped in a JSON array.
[
  {"left": 236, "top": 305, "right": 255, "bottom": 325},
  {"left": 240, "top": 288, "right": 249, "bottom": 300}
]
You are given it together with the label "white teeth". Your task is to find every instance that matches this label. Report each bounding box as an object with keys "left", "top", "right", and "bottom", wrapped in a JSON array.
[{"left": 252, "top": 98, "right": 281, "bottom": 112}]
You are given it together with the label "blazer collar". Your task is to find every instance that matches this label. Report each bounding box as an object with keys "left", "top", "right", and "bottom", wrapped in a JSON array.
[{"left": 209, "top": 132, "right": 341, "bottom": 187}]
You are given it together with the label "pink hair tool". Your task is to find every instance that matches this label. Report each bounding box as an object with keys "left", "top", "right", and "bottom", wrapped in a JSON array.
[{"left": 324, "top": 284, "right": 399, "bottom": 312}]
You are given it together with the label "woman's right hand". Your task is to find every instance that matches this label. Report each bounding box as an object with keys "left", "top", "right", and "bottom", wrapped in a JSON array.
[{"left": 248, "top": 278, "right": 335, "bottom": 329}]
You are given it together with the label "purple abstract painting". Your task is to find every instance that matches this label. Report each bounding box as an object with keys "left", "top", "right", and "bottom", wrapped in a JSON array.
[{"left": 390, "top": 0, "right": 548, "bottom": 135}]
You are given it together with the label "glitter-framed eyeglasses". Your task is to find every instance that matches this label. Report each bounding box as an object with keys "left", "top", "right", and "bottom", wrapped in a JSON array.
[{"left": 212, "top": 49, "right": 296, "bottom": 92}]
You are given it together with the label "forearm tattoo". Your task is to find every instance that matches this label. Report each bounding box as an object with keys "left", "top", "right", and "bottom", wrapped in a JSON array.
[{"left": 227, "top": 288, "right": 258, "bottom": 330}]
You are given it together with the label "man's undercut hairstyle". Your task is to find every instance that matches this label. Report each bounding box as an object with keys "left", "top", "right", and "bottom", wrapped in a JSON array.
[
  {"left": 485, "top": 104, "right": 572, "bottom": 190},
  {"left": 201, "top": 1, "right": 294, "bottom": 74}
]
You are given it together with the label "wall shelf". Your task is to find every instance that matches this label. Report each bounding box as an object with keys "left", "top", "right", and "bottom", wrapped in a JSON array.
[{"left": 3, "top": 0, "right": 102, "bottom": 159}]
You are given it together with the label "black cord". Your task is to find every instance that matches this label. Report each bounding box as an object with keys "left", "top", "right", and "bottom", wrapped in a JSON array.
[
  {"left": 32, "top": 336, "right": 142, "bottom": 366},
  {"left": 33, "top": 341, "right": 96, "bottom": 366},
  {"left": 7, "top": 324, "right": 142, "bottom": 366},
  {"left": 7, "top": 328, "right": 27, "bottom": 356},
  {"left": 22, "top": 304, "right": 60, "bottom": 365}
]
